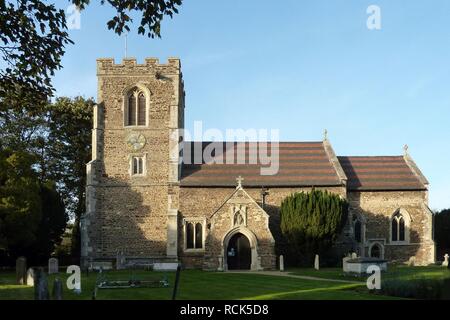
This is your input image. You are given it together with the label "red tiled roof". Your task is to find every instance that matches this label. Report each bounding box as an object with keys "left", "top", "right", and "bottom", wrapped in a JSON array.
[
  {"left": 181, "top": 142, "right": 342, "bottom": 187},
  {"left": 338, "top": 156, "right": 427, "bottom": 191}
]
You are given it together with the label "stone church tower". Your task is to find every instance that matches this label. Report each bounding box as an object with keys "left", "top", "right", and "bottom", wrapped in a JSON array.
[{"left": 81, "top": 58, "right": 184, "bottom": 267}]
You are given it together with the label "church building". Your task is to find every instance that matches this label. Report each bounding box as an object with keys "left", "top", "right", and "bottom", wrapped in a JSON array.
[{"left": 81, "top": 57, "right": 435, "bottom": 270}]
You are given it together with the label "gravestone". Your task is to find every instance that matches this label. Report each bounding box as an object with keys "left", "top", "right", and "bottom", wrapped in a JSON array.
[
  {"left": 26, "top": 268, "right": 35, "bottom": 286},
  {"left": 314, "top": 254, "right": 319, "bottom": 270},
  {"left": 218, "top": 256, "right": 224, "bottom": 271},
  {"left": 16, "top": 257, "right": 27, "bottom": 285},
  {"left": 342, "top": 256, "right": 351, "bottom": 273},
  {"left": 52, "top": 278, "right": 63, "bottom": 300},
  {"left": 116, "top": 250, "right": 126, "bottom": 270},
  {"left": 34, "top": 268, "right": 49, "bottom": 300},
  {"left": 443, "top": 254, "right": 449, "bottom": 267},
  {"left": 407, "top": 256, "right": 416, "bottom": 267},
  {"left": 279, "top": 255, "right": 284, "bottom": 272},
  {"left": 48, "top": 257, "right": 59, "bottom": 274}
]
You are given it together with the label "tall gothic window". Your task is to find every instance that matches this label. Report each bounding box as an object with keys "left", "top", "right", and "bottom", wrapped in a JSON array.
[
  {"left": 352, "top": 214, "right": 362, "bottom": 243},
  {"left": 126, "top": 89, "right": 147, "bottom": 126},
  {"left": 392, "top": 212, "right": 406, "bottom": 242},
  {"left": 185, "top": 220, "right": 204, "bottom": 250},
  {"left": 128, "top": 94, "right": 137, "bottom": 125},
  {"left": 138, "top": 92, "right": 146, "bottom": 125}
]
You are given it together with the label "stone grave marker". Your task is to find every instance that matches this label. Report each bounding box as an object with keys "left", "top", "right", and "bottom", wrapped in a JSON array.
[
  {"left": 443, "top": 254, "right": 449, "bottom": 267},
  {"left": 26, "top": 268, "right": 35, "bottom": 286},
  {"left": 314, "top": 254, "right": 319, "bottom": 270},
  {"left": 279, "top": 255, "right": 284, "bottom": 272},
  {"left": 34, "top": 268, "right": 49, "bottom": 300},
  {"left": 48, "top": 257, "right": 59, "bottom": 274},
  {"left": 16, "top": 257, "right": 27, "bottom": 285},
  {"left": 52, "top": 278, "right": 63, "bottom": 300}
]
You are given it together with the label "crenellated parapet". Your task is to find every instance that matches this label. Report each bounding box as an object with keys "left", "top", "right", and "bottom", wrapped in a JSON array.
[{"left": 96, "top": 57, "right": 181, "bottom": 76}]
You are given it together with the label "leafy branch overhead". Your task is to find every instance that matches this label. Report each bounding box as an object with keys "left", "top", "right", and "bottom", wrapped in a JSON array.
[
  {"left": 0, "top": 0, "right": 182, "bottom": 107},
  {"left": 73, "top": 0, "right": 182, "bottom": 37}
]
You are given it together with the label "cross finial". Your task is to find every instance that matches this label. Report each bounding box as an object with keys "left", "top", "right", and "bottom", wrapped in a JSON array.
[
  {"left": 403, "top": 144, "right": 409, "bottom": 156},
  {"left": 323, "top": 129, "right": 328, "bottom": 141},
  {"left": 236, "top": 176, "right": 244, "bottom": 188}
]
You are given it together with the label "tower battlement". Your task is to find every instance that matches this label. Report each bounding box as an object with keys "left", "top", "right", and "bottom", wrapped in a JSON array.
[{"left": 96, "top": 57, "right": 181, "bottom": 76}]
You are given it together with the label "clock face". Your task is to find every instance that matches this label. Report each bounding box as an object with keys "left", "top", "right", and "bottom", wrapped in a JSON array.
[{"left": 126, "top": 133, "right": 146, "bottom": 151}]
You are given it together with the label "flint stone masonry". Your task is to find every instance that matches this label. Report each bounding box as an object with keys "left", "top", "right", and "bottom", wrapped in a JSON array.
[{"left": 82, "top": 56, "right": 435, "bottom": 270}]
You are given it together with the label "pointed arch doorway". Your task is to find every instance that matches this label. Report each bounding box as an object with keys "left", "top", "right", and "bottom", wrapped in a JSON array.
[{"left": 226, "top": 233, "right": 251, "bottom": 270}]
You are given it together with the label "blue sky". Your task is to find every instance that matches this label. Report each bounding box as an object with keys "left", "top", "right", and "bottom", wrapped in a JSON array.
[{"left": 52, "top": 0, "right": 450, "bottom": 210}]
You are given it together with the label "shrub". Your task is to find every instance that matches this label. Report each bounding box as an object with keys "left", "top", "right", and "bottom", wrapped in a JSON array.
[{"left": 279, "top": 189, "right": 348, "bottom": 266}]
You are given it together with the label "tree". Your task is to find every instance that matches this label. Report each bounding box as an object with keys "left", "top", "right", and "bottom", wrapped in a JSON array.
[
  {"left": 45, "top": 97, "right": 94, "bottom": 258},
  {"left": 29, "top": 181, "right": 67, "bottom": 263},
  {"left": 0, "top": 147, "right": 42, "bottom": 258},
  {"left": 435, "top": 209, "right": 450, "bottom": 258},
  {"left": 280, "top": 189, "right": 349, "bottom": 266},
  {"left": 1, "top": 0, "right": 182, "bottom": 109}
]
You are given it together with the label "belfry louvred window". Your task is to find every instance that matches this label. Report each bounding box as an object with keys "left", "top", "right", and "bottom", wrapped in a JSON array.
[{"left": 126, "top": 89, "right": 146, "bottom": 126}]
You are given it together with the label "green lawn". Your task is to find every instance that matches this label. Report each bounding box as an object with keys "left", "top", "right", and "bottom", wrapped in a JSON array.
[
  {"left": 288, "top": 265, "right": 450, "bottom": 282},
  {"left": 0, "top": 269, "right": 401, "bottom": 300}
]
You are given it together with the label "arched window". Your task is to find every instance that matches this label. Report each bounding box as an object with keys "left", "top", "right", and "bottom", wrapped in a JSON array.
[
  {"left": 352, "top": 214, "right": 362, "bottom": 243},
  {"left": 128, "top": 93, "right": 137, "bottom": 125},
  {"left": 186, "top": 223, "right": 194, "bottom": 249},
  {"left": 126, "top": 88, "right": 147, "bottom": 126},
  {"left": 392, "top": 212, "right": 406, "bottom": 242},
  {"left": 370, "top": 244, "right": 381, "bottom": 258},
  {"left": 354, "top": 220, "right": 362, "bottom": 243},
  {"left": 195, "top": 223, "right": 203, "bottom": 249},
  {"left": 184, "top": 219, "right": 205, "bottom": 250},
  {"left": 138, "top": 92, "right": 146, "bottom": 125}
]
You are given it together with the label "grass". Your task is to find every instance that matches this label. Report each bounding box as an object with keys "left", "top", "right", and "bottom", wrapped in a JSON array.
[
  {"left": 288, "top": 265, "right": 450, "bottom": 282},
  {"left": 0, "top": 268, "right": 401, "bottom": 300},
  {"left": 2, "top": 266, "right": 446, "bottom": 300}
]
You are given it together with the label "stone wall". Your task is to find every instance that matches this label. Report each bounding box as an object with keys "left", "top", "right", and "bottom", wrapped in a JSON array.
[
  {"left": 178, "top": 186, "right": 346, "bottom": 269},
  {"left": 348, "top": 190, "right": 435, "bottom": 265}
]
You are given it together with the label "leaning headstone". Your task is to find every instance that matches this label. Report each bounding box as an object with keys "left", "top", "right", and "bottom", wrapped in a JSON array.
[
  {"left": 279, "top": 255, "right": 284, "bottom": 272},
  {"left": 407, "top": 256, "right": 416, "bottom": 267},
  {"left": 443, "top": 254, "right": 449, "bottom": 267},
  {"left": 52, "top": 278, "right": 63, "bottom": 300},
  {"left": 26, "top": 268, "right": 35, "bottom": 286},
  {"left": 48, "top": 257, "right": 59, "bottom": 274},
  {"left": 314, "top": 254, "right": 319, "bottom": 270},
  {"left": 34, "top": 268, "right": 49, "bottom": 300},
  {"left": 16, "top": 257, "right": 27, "bottom": 285}
]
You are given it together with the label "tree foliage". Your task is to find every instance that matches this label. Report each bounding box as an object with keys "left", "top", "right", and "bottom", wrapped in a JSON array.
[
  {"left": 435, "top": 209, "right": 450, "bottom": 254},
  {"left": 280, "top": 189, "right": 349, "bottom": 266},
  {"left": 0, "top": 148, "right": 42, "bottom": 253},
  {"left": 1, "top": 0, "right": 182, "bottom": 109},
  {"left": 0, "top": 96, "right": 92, "bottom": 263}
]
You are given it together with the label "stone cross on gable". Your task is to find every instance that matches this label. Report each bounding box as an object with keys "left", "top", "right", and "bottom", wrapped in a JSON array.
[{"left": 236, "top": 176, "right": 244, "bottom": 188}]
